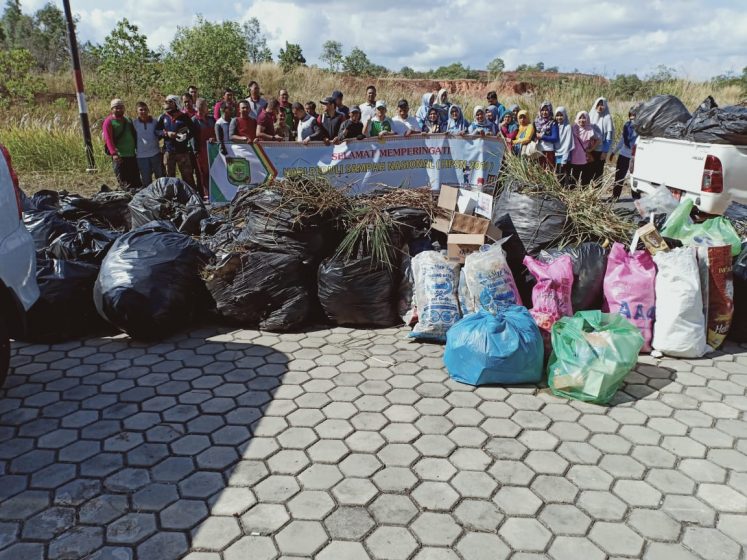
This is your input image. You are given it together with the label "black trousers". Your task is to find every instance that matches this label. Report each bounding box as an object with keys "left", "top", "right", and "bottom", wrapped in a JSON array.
[
  {"left": 112, "top": 156, "right": 142, "bottom": 189},
  {"left": 613, "top": 155, "right": 631, "bottom": 199}
]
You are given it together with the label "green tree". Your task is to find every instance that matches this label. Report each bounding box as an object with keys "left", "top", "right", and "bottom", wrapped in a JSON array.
[
  {"left": 165, "top": 17, "right": 248, "bottom": 97},
  {"left": 320, "top": 40, "right": 343, "bottom": 72},
  {"left": 611, "top": 73, "right": 647, "bottom": 98},
  {"left": 0, "top": 0, "right": 33, "bottom": 50},
  {"left": 343, "top": 47, "right": 373, "bottom": 76},
  {"left": 648, "top": 64, "right": 677, "bottom": 82},
  {"left": 0, "top": 48, "right": 46, "bottom": 106},
  {"left": 30, "top": 2, "right": 68, "bottom": 72},
  {"left": 243, "top": 17, "right": 272, "bottom": 63},
  {"left": 431, "top": 62, "right": 479, "bottom": 80},
  {"left": 399, "top": 66, "right": 417, "bottom": 78},
  {"left": 486, "top": 56, "right": 504, "bottom": 79},
  {"left": 92, "top": 18, "right": 160, "bottom": 96},
  {"left": 278, "top": 41, "right": 305, "bottom": 73}
]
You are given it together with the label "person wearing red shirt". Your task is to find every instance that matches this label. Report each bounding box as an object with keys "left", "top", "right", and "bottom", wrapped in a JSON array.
[
  {"left": 229, "top": 100, "right": 257, "bottom": 143},
  {"left": 257, "top": 99, "right": 285, "bottom": 141},
  {"left": 191, "top": 98, "right": 217, "bottom": 199},
  {"left": 213, "top": 88, "right": 235, "bottom": 120}
]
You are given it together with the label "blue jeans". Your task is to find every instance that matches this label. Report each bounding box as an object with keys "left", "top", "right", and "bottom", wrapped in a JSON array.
[{"left": 137, "top": 154, "right": 164, "bottom": 187}]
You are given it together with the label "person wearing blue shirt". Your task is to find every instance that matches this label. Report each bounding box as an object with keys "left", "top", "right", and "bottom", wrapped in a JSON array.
[{"left": 609, "top": 109, "right": 638, "bottom": 199}]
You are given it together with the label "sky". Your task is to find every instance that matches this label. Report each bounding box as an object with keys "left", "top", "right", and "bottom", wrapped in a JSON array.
[{"left": 19, "top": 0, "right": 747, "bottom": 80}]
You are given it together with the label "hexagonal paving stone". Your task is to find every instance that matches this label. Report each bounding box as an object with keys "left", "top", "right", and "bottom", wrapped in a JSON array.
[
  {"left": 369, "top": 495, "right": 418, "bottom": 525},
  {"left": 191, "top": 516, "right": 242, "bottom": 551},
  {"left": 208, "top": 487, "right": 256, "bottom": 517},
  {"left": 107, "top": 513, "right": 157, "bottom": 544},
  {"left": 499, "top": 518, "right": 551, "bottom": 552},
  {"left": 160, "top": 500, "right": 209, "bottom": 530},
  {"left": 297, "top": 464, "right": 343, "bottom": 490},
  {"left": 612, "top": 479, "right": 662, "bottom": 507},
  {"left": 627, "top": 508, "right": 682, "bottom": 541},
  {"left": 577, "top": 490, "right": 628, "bottom": 521},
  {"left": 239, "top": 503, "right": 289, "bottom": 535},
  {"left": 682, "top": 526, "right": 742, "bottom": 560},
  {"left": 456, "top": 532, "right": 510, "bottom": 560},
  {"left": 493, "top": 486, "right": 542, "bottom": 515},
  {"left": 589, "top": 521, "right": 644, "bottom": 556},
  {"left": 410, "top": 512, "right": 462, "bottom": 546},
  {"left": 332, "top": 477, "right": 378, "bottom": 505},
  {"left": 539, "top": 504, "right": 592, "bottom": 536},
  {"left": 253, "top": 475, "right": 300, "bottom": 503},
  {"left": 548, "top": 536, "right": 606, "bottom": 560},
  {"left": 412, "top": 481, "right": 460, "bottom": 511},
  {"left": 366, "top": 526, "right": 417, "bottom": 560},
  {"left": 275, "top": 520, "right": 327, "bottom": 556},
  {"left": 450, "top": 471, "right": 498, "bottom": 499},
  {"left": 287, "top": 490, "right": 335, "bottom": 520}
]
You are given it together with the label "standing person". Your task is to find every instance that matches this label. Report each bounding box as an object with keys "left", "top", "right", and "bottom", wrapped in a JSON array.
[
  {"left": 486, "top": 91, "right": 506, "bottom": 122},
  {"left": 277, "top": 88, "right": 294, "bottom": 135},
  {"left": 570, "top": 111, "right": 601, "bottom": 185},
  {"left": 156, "top": 95, "right": 196, "bottom": 186},
  {"left": 359, "top": 85, "right": 378, "bottom": 128},
  {"left": 433, "top": 89, "right": 451, "bottom": 125},
  {"left": 318, "top": 96, "right": 345, "bottom": 140},
  {"left": 215, "top": 102, "right": 233, "bottom": 155},
  {"left": 191, "top": 98, "right": 216, "bottom": 199},
  {"left": 513, "top": 110, "right": 535, "bottom": 155},
  {"left": 391, "top": 99, "right": 421, "bottom": 136},
  {"left": 553, "top": 107, "right": 574, "bottom": 184},
  {"left": 535, "top": 101, "right": 560, "bottom": 168},
  {"left": 230, "top": 100, "right": 258, "bottom": 143},
  {"left": 213, "top": 89, "right": 235, "bottom": 120},
  {"left": 415, "top": 92, "right": 436, "bottom": 129},
  {"left": 446, "top": 105, "right": 470, "bottom": 135},
  {"left": 422, "top": 107, "right": 444, "bottom": 133},
  {"left": 276, "top": 107, "right": 291, "bottom": 141},
  {"left": 293, "top": 102, "right": 326, "bottom": 144},
  {"left": 305, "top": 101, "right": 318, "bottom": 119},
  {"left": 468, "top": 106, "right": 496, "bottom": 136},
  {"left": 609, "top": 109, "right": 638, "bottom": 199},
  {"left": 246, "top": 81, "right": 268, "bottom": 119},
  {"left": 181, "top": 93, "right": 197, "bottom": 118},
  {"left": 365, "top": 100, "right": 395, "bottom": 137},
  {"left": 102, "top": 98, "right": 140, "bottom": 189},
  {"left": 257, "top": 99, "right": 284, "bottom": 141},
  {"left": 336, "top": 106, "right": 365, "bottom": 142},
  {"left": 499, "top": 112, "right": 518, "bottom": 151},
  {"left": 187, "top": 85, "right": 198, "bottom": 102},
  {"left": 589, "top": 97, "right": 614, "bottom": 181},
  {"left": 133, "top": 101, "right": 164, "bottom": 187},
  {"left": 332, "top": 90, "right": 349, "bottom": 118}
]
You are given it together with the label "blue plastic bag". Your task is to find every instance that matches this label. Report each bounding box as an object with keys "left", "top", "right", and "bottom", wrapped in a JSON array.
[{"left": 444, "top": 306, "right": 544, "bottom": 386}]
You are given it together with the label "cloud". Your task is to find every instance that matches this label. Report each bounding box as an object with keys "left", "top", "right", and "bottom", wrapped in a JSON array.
[{"left": 17, "top": 0, "right": 747, "bottom": 80}]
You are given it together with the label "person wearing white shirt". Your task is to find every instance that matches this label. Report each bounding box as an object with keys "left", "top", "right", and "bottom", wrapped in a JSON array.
[
  {"left": 391, "top": 99, "right": 422, "bottom": 137},
  {"left": 359, "top": 85, "right": 377, "bottom": 128}
]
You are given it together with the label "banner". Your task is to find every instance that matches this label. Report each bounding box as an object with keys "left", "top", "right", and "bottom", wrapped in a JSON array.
[{"left": 208, "top": 134, "right": 505, "bottom": 202}]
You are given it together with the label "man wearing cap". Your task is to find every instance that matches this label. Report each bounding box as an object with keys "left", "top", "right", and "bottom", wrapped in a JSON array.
[
  {"left": 359, "top": 85, "right": 377, "bottom": 127},
  {"left": 365, "top": 100, "right": 395, "bottom": 137},
  {"left": 391, "top": 99, "right": 421, "bottom": 137},
  {"left": 336, "top": 106, "right": 365, "bottom": 143},
  {"left": 332, "top": 90, "right": 349, "bottom": 118},
  {"left": 156, "top": 95, "right": 196, "bottom": 186},
  {"left": 318, "top": 96, "right": 344, "bottom": 142},
  {"left": 103, "top": 98, "right": 140, "bottom": 189}
]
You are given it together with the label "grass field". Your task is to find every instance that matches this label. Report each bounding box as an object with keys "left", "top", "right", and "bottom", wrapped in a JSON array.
[{"left": 2, "top": 63, "right": 743, "bottom": 197}]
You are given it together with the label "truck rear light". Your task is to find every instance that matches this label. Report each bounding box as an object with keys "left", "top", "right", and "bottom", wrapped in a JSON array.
[
  {"left": 701, "top": 154, "right": 723, "bottom": 194},
  {"left": 629, "top": 144, "right": 636, "bottom": 174}
]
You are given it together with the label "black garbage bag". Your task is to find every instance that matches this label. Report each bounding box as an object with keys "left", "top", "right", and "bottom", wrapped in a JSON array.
[
  {"left": 684, "top": 103, "right": 747, "bottom": 145},
  {"left": 633, "top": 95, "right": 691, "bottom": 138},
  {"left": 386, "top": 206, "right": 431, "bottom": 242},
  {"left": 234, "top": 189, "right": 328, "bottom": 263},
  {"left": 94, "top": 221, "right": 214, "bottom": 340},
  {"left": 24, "top": 189, "right": 63, "bottom": 211},
  {"left": 129, "top": 177, "right": 208, "bottom": 234},
  {"left": 538, "top": 242, "right": 608, "bottom": 311},
  {"left": 23, "top": 208, "right": 77, "bottom": 252},
  {"left": 48, "top": 220, "right": 121, "bottom": 264},
  {"left": 729, "top": 245, "right": 747, "bottom": 342},
  {"left": 61, "top": 189, "right": 133, "bottom": 231},
  {"left": 200, "top": 216, "right": 226, "bottom": 236},
  {"left": 201, "top": 223, "right": 240, "bottom": 256},
  {"left": 205, "top": 251, "right": 312, "bottom": 332},
  {"left": 21, "top": 257, "right": 105, "bottom": 342},
  {"left": 318, "top": 256, "right": 400, "bottom": 327}
]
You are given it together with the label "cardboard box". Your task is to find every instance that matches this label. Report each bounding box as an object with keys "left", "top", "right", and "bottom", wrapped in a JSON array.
[
  {"left": 433, "top": 185, "right": 499, "bottom": 239},
  {"left": 447, "top": 234, "right": 487, "bottom": 263},
  {"left": 451, "top": 213, "right": 502, "bottom": 240}
]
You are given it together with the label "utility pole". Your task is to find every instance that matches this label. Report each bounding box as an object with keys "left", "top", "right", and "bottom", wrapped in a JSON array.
[{"left": 62, "top": 0, "right": 96, "bottom": 171}]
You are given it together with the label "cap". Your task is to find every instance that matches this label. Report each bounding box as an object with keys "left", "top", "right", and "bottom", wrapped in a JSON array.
[
  {"left": 349, "top": 105, "right": 361, "bottom": 113},
  {"left": 375, "top": 100, "right": 387, "bottom": 109},
  {"left": 110, "top": 98, "right": 124, "bottom": 109},
  {"left": 165, "top": 94, "right": 180, "bottom": 105},
  {"left": 397, "top": 99, "right": 409, "bottom": 108},
  {"left": 331, "top": 90, "right": 343, "bottom": 100},
  {"left": 320, "top": 96, "right": 336, "bottom": 105}
]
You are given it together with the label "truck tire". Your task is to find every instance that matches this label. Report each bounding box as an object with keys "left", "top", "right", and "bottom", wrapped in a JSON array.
[{"left": 0, "top": 315, "right": 9, "bottom": 389}]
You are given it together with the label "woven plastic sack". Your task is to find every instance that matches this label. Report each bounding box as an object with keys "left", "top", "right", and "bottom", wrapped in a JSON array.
[
  {"left": 696, "top": 245, "right": 734, "bottom": 350},
  {"left": 661, "top": 199, "right": 741, "bottom": 257},
  {"left": 461, "top": 241, "right": 522, "bottom": 315},
  {"left": 652, "top": 247, "right": 708, "bottom": 358},
  {"left": 548, "top": 311, "right": 644, "bottom": 404},
  {"left": 730, "top": 244, "right": 747, "bottom": 342},
  {"left": 444, "top": 307, "right": 544, "bottom": 386},
  {"left": 602, "top": 243, "right": 656, "bottom": 352},
  {"left": 409, "top": 251, "right": 461, "bottom": 342},
  {"left": 524, "top": 254, "right": 574, "bottom": 351}
]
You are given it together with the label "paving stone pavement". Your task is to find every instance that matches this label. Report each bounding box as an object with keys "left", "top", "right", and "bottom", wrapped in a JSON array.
[{"left": 1, "top": 325, "right": 746, "bottom": 559}]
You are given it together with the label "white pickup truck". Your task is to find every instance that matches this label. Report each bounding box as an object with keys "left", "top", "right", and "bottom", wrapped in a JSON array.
[{"left": 630, "top": 136, "right": 747, "bottom": 215}]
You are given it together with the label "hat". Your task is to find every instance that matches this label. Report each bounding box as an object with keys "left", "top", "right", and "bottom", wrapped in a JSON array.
[
  {"left": 165, "top": 94, "right": 181, "bottom": 107},
  {"left": 349, "top": 105, "right": 361, "bottom": 113},
  {"left": 397, "top": 99, "right": 409, "bottom": 109},
  {"left": 331, "top": 90, "right": 343, "bottom": 100},
  {"left": 375, "top": 100, "right": 387, "bottom": 109},
  {"left": 320, "top": 96, "right": 336, "bottom": 105},
  {"left": 110, "top": 98, "right": 124, "bottom": 109}
]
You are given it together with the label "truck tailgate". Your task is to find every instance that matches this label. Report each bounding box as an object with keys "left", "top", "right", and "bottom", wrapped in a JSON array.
[{"left": 634, "top": 138, "right": 706, "bottom": 192}]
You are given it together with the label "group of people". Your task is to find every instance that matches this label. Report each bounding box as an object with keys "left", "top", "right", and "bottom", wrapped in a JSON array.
[{"left": 103, "top": 82, "right": 637, "bottom": 200}]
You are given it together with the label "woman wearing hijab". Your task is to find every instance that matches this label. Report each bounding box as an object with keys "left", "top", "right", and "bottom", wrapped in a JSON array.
[
  {"left": 513, "top": 110, "right": 535, "bottom": 156},
  {"left": 433, "top": 88, "right": 451, "bottom": 125},
  {"left": 609, "top": 108, "right": 638, "bottom": 199},
  {"left": 423, "top": 107, "right": 445, "bottom": 133},
  {"left": 468, "top": 106, "right": 497, "bottom": 136},
  {"left": 553, "top": 107, "right": 574, "bottom": 184},
  {"left": 415, "top": 92, "right": 436, "bottom": 129},
  {"left": 589, "top": 97, "right": 614, "bottom": 181},
  {"left": 499, "top": 112, "right": 518, "bottom": 152},
  {"left": 446, "top": 105, "right": 470, "bottom": 135},
  {"left": 570, "top": 111, "right": 601, "bottom": 185},
  {"left": 535, "top": 101, "right": 560, "bottom": 168},
  {"left": 509, "top": 104, "right": 520, "bottom": 119}
]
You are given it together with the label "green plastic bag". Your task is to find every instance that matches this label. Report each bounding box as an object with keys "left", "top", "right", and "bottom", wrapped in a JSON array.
[
  {"left": 547, "top": 311, "right": 644, "bottom": 405},
  {"left": 661, "top": 199, "right": 742, "bottom": 257}
]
